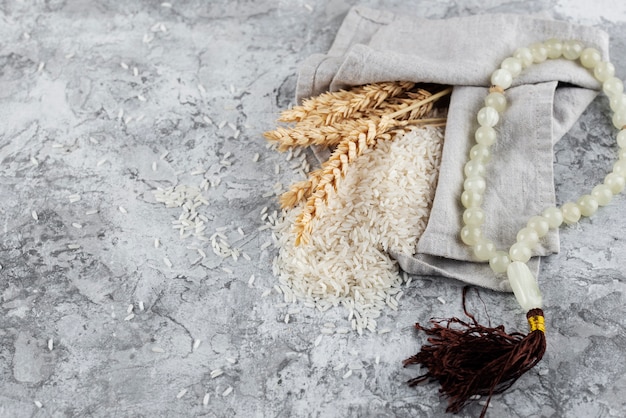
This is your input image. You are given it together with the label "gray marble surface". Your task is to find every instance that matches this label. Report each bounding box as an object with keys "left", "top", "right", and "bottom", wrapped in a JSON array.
[{"left": 1, "top": 1, "right": 625, "bottom": 417}]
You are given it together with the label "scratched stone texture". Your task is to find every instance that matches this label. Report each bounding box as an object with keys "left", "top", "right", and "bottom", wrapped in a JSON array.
[{"left": 0, "top": 1, "right": 625, "bottom": 417}]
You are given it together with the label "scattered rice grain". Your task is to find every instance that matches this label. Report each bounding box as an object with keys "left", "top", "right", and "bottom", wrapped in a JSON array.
[
  {"left": 48, "top": 338, "right": 53, "bottom": 351},
  {"left": 193, "top": 339, "right": 201, "bottom": 351},
  {"left": 151, "top": 346, "right": 165, "bottom": 353},
  {"left": 34, "top": 400, "right": 43, "bottom": 408},
  {"left": 222, "top": 267, "right": 233, "bottom": 274},
  {"left": 437, "top": 296, "right": 446, "bottom": 304},
  {"left": 67, "top": 244, "right": 81, "bottom": 250},
  {"left": 342, "top": 370, "right": 353, "bottom": 379},
  {"left": 176, "top": 389, "right": 187, "bottom": 399},
  {"left": 202, "top": 393, "right": 210, "bottom": 405},
  {"left": 314, "top": 335, "right": 323, "bottom": 347},
  {"left": 222, "top": 386, "right": 233, "bottom": 397},
  {"left": 118, "top": 206, "right": 127, "bottom": 214},
  {"left": 31, "top": 210, "right": 38, "bottom": 221},
  {"left": 72, "top": 222, "right": 83, "bottom": 229},
  {"left": 124, "top": 313, "right": 135, "bottom": 321},
  {"left": 163, "top": 257, "right": 173, "bottom": 268}
]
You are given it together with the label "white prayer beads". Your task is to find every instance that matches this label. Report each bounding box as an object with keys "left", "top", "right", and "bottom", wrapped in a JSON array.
[{"left": 462, "top": 39, "right": 626, "bottom": 310}]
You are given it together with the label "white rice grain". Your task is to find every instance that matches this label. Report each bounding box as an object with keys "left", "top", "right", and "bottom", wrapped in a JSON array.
[
  {"left": 342, "top": 370, "right": 353, "bottom": 379},
  {"left": 133, "top": 67, "right": 139, "bottom": 77},
  {"left": 193, "top": 339, "right": 201, "bottom": 351},
  {"left": 138, "top": 301, "right": 145, "bottom": 311},
  {"left": 437, "top": 296, "right": 446, "bottom": 304},
  {"left": 48, "top": 338, "right": 53, "bottom": 351},
  {"left": 68, "top": 194, "right": 81, "bottom": 203},
  {"left": 72, "top": 223, "right": 83, "bottom": 229},
  {"left": 31, "top": 156, "right": 39, "bottom": 166},
  {"left": 198, "top": 84, "right": 206, "bottom": 94},
  {"left": 163, "top": 257, "right": 173, "bottom": 268},
  {"left": 271, "top": 127, "right": 444, "bottom": 332},
  {"left": 151, "top": 346, "right": 165, "bottom": 353},
  {"left": 120, "top": 62, "right": 129, "bottom": 69},
  {"left": 248, "top": 274, "right": 255, "bottom": 286},
  {"left": 67, "top": 244, "right": 81, "bottom": 250},
  {"left": 31, "top": 210, "right": 38, "bottom": 221},
  {"left": 261, "top": 289, "right": 272, "bottom": 298},
  {"left": 34, "top": 400, "right": 43, "bottom": 408},
  {"left": 85, "top": 209, "right": 98, "bottom": 215},
  {"left": 226, "top": 357, "right": 237, "bottom": 364},
  {"left": 253, "top": 153, "right": 260, "bottom": 162},
  {"left": 176, "top": 389, "right": 187, "bottom": 399},
  {"left": 127, "top": 304, "right": 134, "bottom": 314},
  {"left": 118, "top": 206, "right": 127, "bottom": 214},
  {"left": 124, "top": 313, "right": 135, "bottom": 321},
  {"left": 154, "top": 238, "right": 160, "bottom": 248},
  {"left": 314, "top": 335, "right": 323, "bottom": 347},
  {"left": 284, "top": 314, "right": 290, "bottom": 324},
  {"left": 202, "top": 393, "right": 210, "bottom": 405},
  {"left": 222, "top": 386, "right": 233, "bottom": 397}
]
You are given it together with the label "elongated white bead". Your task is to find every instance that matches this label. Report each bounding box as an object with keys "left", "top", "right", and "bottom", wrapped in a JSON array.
[
  {"left": 580, "top": 47, "right": 602, "bottom": 69},
  {"left": 593, "top": 61, "right": 615, "bottom": 82},
  {"left": 477, "top": 106, "right": 499, "bottom": 127},
  {"left": 491, "top": 69, "right": 513, "bottom": 89},
  {"left": 507, "top": 261, "right": 543, "bottom": 311},
  {"left": 514, "top": 47, "right": 533, "bottom": 68},
  {"left": 475, "top": 126, "right": 496, "bottom": 145},
  {"left": 501, "top": 57, "right": 522, "bottom": 77},
  {"left": 563, "top": 40, "right": 584, "bottom": 60}
]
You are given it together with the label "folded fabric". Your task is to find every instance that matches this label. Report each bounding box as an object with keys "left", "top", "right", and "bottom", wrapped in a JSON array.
[{"left": 296, "top": 7, "right": 609, "bottom": 291}]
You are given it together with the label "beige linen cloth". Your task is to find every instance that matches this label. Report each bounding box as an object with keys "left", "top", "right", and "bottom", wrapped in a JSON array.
[{"left": 296, "top": 7, "right": 609, "bottom": 291}]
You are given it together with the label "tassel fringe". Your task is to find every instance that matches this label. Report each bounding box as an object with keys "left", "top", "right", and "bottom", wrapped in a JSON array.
[{"left": 403, "top": 287, "right": 546, "bottom": 417}]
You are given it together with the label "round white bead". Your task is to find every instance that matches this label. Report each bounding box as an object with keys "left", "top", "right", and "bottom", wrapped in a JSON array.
[
  {"left": 612, "top": 108, "right": 626, "bottom": 129},
  {"left": 489, "top": 251, "right": 511, "bottom": 274},
  {"left": 475, "top": 126, "right": 496, "bottom": 146},
  {"left": 620, "top": 129, "right": 626, "bottom": 147},
  {"left": 516, "top": 227, "right": 539, "bottom": 245},
  {"left": 561, "top": 202, "right": 582, "bottom": 224},
  {"left": 563, "top": 40, "right": 584, "bottom": 60},
  {"left": 592, "top": 184, "right": 613, "bottom": 206},
  {"left": 527, "top": 215, "right": 550, "bottom": 237},
  {"left": 461, "top": 190, "right": 483, "bottom": 208},
  {"left": 473, "top": 238, "right": 497, "bottom": 261},
  {"left": 613, "top": 159, "right": 626, "bottom": 176},
  {"left": 501, "top": 57, "right": 522, "bottom": 77},
  {"left": 530, "top": 43, "right": 548, "bottom": 63},
  {"left": 603, "top": 77, "right": 624, "bottom": 97},
  {"left": 542, "top": 207, "right": 563, "bottom": 228},
  {"left": 463, "top": 207, "right": 485, "bottom": 226},
  {"left": 580, "top": 47, "right": 602, "bottom": 69},
  {"left": 460, "top": 225, "right": 482, "bottom": 246},
  {"left": 469, "top": 144, "right": 491, "bottom": 162},
  {"left": 620, "top": 148, "right": 626, "bottom": 160},
  {"left": 611, "top": 95, "right": 626, "bottom": 113},
  {"left": 464, "top": 176, "right": 486, "bottom": 194},
  {"left": 594, "top": 61, "right": 616, "bottom": 82},
  {"left": 464, "top": 159, "right": 485, "bottom": 177},
  {"left": 484, "top": 92, "right": 507, "bottom": 112},
  {"left": 514, "top": 47, "right": 533, "bottom": 68},
  {"left": 491, "top": 69, "right": 513, "bottom": 89},
  {"left": 509, "top": 242, "right": 532, "bottom": 262},
  {"left": 544, "top": 38, "right": 563, "bottom": 59},
  {"left": 604, "top": 172, "right": 626, "bottom": 194},
  {"left": 577, "top": 195, "right": 599, "bottom": 217},
  {"left": 477, "top": 106, "right": 499, "bottom": 127}
]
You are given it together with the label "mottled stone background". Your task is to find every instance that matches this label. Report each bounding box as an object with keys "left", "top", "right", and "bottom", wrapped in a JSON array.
[{"left": 1, "top": 1, "right": 625, "bottom": 417}]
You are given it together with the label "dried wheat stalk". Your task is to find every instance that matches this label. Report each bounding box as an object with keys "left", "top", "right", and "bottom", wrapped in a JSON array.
[
  {"left": 278, "top": 81, "right": 415, "bottom": 124},
  {"left": 265, "top": 82, "right": 451, "bottom": 245}
]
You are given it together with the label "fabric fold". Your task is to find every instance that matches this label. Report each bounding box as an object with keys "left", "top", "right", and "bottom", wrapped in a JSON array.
[{"left": 295, "top": 7, "right": 609, "bottom": 291}]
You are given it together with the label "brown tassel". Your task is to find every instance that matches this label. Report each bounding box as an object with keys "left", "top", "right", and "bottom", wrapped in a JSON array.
[{"left": 403, "top": 287, "right": 546, "bottom": 417}]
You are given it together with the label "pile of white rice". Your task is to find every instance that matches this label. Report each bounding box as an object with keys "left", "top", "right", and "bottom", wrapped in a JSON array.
[{"left": 273, "top": 126, "right": 444, "bottom": 333}]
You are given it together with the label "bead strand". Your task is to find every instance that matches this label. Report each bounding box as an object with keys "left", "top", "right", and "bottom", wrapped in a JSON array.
[{"left": 461, "top": 39, "right": 626, "bottom": 282}]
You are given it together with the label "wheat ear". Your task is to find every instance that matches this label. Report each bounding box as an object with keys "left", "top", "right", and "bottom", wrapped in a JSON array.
[{"left": 278, "top": 81, "right": 415, "bottom": 124}]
